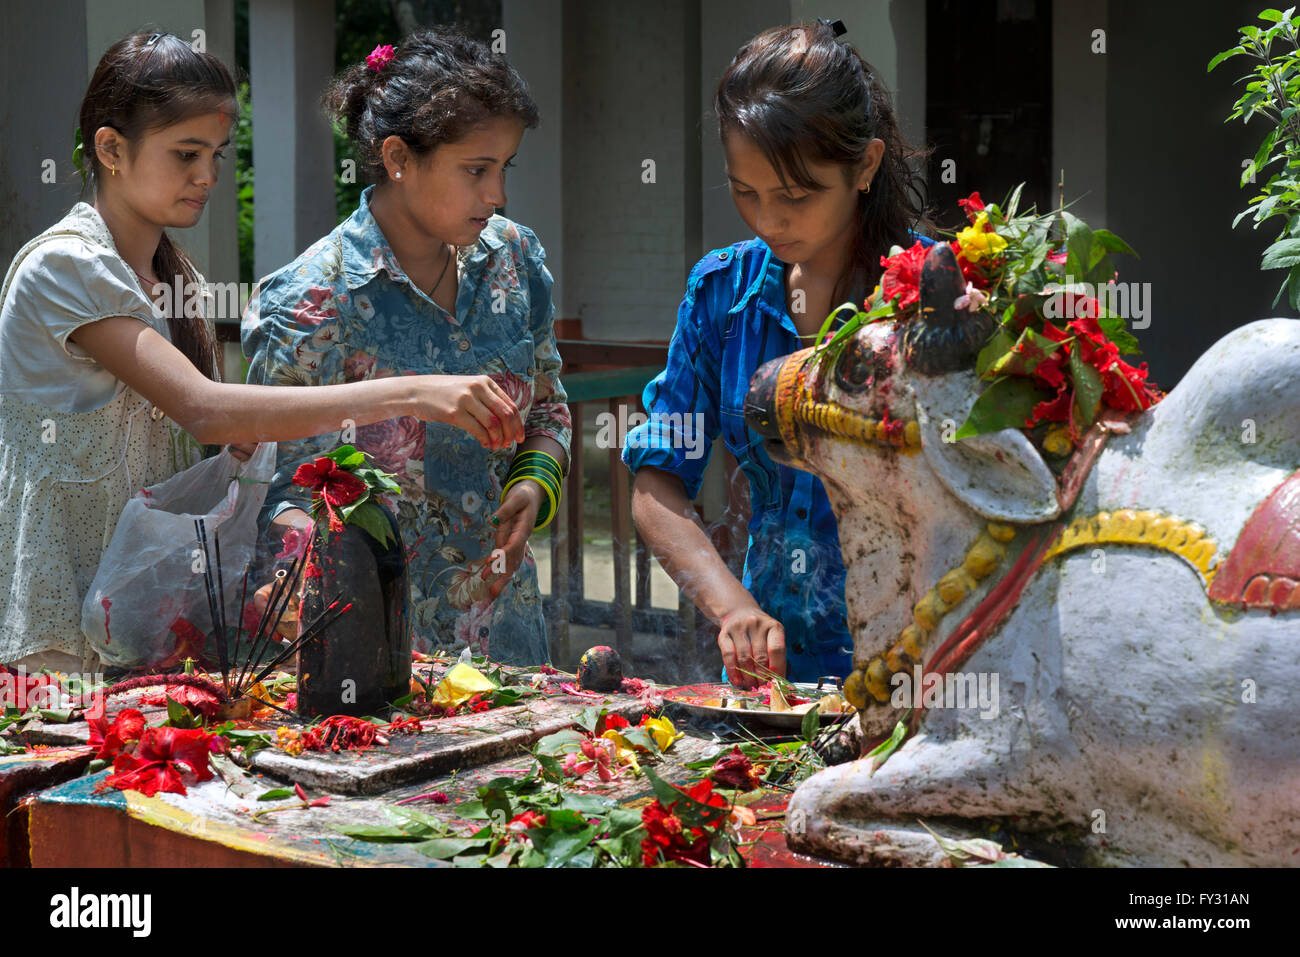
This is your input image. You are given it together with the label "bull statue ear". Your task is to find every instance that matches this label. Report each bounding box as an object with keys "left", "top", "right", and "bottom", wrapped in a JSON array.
[{"left": 913, "top": 373, "right": 1062, "bottom": 524}]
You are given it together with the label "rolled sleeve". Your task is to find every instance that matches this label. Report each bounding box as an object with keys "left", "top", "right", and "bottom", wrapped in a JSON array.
[
  {"left": 517, "top": 225, "right": 572, "bottom": 473},
  {"left": 621, "top": 262, "right": 726, "bottom": 501}
]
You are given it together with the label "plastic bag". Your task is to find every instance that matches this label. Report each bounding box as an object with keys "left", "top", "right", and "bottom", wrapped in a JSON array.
[{"left": 81, "top": 443, "right": 277, "bottom": 669}]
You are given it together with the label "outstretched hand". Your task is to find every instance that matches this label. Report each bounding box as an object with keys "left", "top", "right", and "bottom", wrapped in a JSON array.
[{"left": 485, "top": 480, "right": 544, "bottom": 599}]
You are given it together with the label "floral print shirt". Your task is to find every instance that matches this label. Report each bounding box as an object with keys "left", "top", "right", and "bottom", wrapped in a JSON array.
[{"left": 242, "top": 187, "right": 571, "bottom": 665}]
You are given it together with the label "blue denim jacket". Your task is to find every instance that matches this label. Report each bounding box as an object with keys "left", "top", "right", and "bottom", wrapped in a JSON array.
[{"left": 622, "top": 235, "right": 932, "bottom": 682}]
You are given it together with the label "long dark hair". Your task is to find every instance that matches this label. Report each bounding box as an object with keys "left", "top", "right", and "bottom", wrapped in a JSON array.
[
  {"left": 715, "top": 21, "right": 932, "bottom": 306},
  {"left": 80, "top": 32, "right": 237, "bottom": 380},
  {"left": 324, "top": 27, "right": 539, "bottom": 183}
]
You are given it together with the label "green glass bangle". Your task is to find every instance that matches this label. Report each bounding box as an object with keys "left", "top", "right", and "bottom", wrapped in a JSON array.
[
  {"left": 507, "top": 467, "right": 561, "bottom": 490},
  {"left": 502, "top": 474, "right": 558, "bottom": 530}
]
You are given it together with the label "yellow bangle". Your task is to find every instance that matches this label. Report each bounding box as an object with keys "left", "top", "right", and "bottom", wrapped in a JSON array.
[{"left": 502, "top": 474, "right": 558, "bottom": 530}]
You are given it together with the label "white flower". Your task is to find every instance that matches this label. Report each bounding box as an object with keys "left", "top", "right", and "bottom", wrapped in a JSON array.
[
  {"left": 461, "top": 490, "right": 482, "bottom": 513},
  {"left": 355, "top": 294, "right": 375, "bottom": 320},
  {"left": 954, "top": 281, "right": 988, "bottom": 312}
]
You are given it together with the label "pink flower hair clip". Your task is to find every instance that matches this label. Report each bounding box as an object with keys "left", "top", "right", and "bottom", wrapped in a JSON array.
[{"left": 366, "top": 44, "right": 395, "bottom": 72}]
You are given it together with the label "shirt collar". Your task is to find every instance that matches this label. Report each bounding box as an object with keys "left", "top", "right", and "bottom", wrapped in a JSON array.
[
  {"left": 732, "top": 239, "right": 794, "bottom": 332},
  {"left": 341, "top": 185, "right": 506, "bottom": 291}
]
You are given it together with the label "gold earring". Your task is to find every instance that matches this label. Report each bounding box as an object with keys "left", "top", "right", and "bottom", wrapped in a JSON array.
[
  {"left": 863, "top": 181, "right": 871, "bottom": 194},
  {"left": 110, "top": 166, "right": 117, "bottom": 177}
]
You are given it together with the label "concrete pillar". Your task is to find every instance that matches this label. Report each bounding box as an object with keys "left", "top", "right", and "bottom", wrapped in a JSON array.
[
  {"left": 501, "top": 0, "right": 566, "bottom": 316},
  {"left": 1, "top": 0, "right": 236, "bottom": 287},
  {"left": 249, "top": 0, "right": 337, "bottom": 283},
  {"left": 1053, "top": 0, "right": 1107, "bottom": 226}
]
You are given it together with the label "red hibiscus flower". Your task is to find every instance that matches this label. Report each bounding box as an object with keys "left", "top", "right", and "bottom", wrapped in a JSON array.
[
  {"left": 878, "top": 240, "right": 930, "bottom": 311},
  {"left": 948, "top": 240, "right": 994, "bottom": 290},
  {"left": 709, "top": 746, "right": 761, "bottom": 792},
  {"left": 141, "top": 684, "right": 222, "bottom": 720},
  {"left": 87, "top": 708, "right": 146, "bottom": 762},
  {"left": 292, "top": 457, "right": 368, "bottom": 531},
  {"left": 100, "top": 726, "right": 218, "bottom": 797},
  {"left": 640, "top": 777, "right": 730, "bottom": 867},
  {"left": 957, "top": 191, "right": 985, "bottom": 223},
  {"left": 597, "top": 712, "right": 630, "bottom": 735},
  {"left": 508, "top": 810, "right": 547, "bottom": 840}
]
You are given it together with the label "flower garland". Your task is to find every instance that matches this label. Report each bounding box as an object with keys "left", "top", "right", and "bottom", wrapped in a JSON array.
[{"left": 819, "top": 186, "right": 1162, "bottom": 447}]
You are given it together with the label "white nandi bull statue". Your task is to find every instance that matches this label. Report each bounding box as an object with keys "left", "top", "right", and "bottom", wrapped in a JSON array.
[{"left": 745, "top": 243, "right": 1300, "bottom": 866}]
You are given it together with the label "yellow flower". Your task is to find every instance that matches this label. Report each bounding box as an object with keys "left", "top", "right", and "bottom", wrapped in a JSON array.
[
  {"left": 429, "top": 663, "right": 497, "bottom": 709},
  {"left": 956, "top": 212, "right": 1008, "bottom": 264},
  {"left": 641, "top": 716, "right": 683, "bottom": 752}
]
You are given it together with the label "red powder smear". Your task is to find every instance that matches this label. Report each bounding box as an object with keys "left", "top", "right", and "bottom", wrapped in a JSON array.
[
  {"left": 101, "top": 597, "right": 112, "bottom": 644},
  {"left": 303, "top": 561, "right": 322, "bottom": 580}
]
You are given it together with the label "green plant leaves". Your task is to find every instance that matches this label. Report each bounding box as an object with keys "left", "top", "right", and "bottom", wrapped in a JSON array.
[
  {"left": 800, "top": 706, "right": 819, "bottom": 746},
  {"left": 953, "top": 377, "right": 1048, "bottom": 440},
  {"left": 1069, "top": 348, "right": 1104, "bottom": 431}
]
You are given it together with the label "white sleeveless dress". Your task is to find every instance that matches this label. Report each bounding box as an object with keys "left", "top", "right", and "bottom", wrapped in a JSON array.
[{"left": 0, "top": 203, "right": 205, "bottom": 666}]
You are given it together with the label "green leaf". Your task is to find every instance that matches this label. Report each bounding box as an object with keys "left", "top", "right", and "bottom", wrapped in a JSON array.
[
  {"left": 324, "top": 445, "right": 358, "bottom": 464},
  {"left": 1259, "top": 8, "right": 1286, "bottom": 23},
  {"left": 345, "top": 501, "right": 394, "bottom": 548},
  {"left": 1255, "top": 129, "right": 1279, "bottom": 175},
  {"left": 1207, "top": 46, "right": 1246, "bottom": 71},
  {"left": 535, "top": 729, "right": 586, "bottom": 757},
  {"left": 988, "top": 328, "right": 1065, "bottom": 379},
  {"left": 415, "top": 837, "right": 491, "bottom": 860},
  {"left": 332, "top": 824, "right": 428, "bottom": 842},
  {"left": 529, "top": 824, "right": 599, "bottom": 867},
  {"left": 1003, "top": 182, "right": 1025, "bottom": 220},
  {"left": 975, "top": 326, "right": 1015, "bottom": 379},
  {"left": 1261, "top": 236, "right": 1300, "bottom": 268},
  {"left": 1091, "top": 229, "right": 1138, "bottom": 258},
  {"left": 1288, "top": 261, "right": 1300, "bottom": 312},
  {"left": 615, "top": 725, "right": 659, "bottom": 753},
  {"left": 257, "top": 788, "right": 294, "bottom": 801},
  {"left": 1097, "top": 315, "right": 1141, "bottom": 355},
  {"left": 1069, "top": 347, "right": 1104, "bottom": 430},
  {"left": 953, "top": 377, "right": 1049, "bottom": 440},
  {"left": 1061, "top": 210, "right": 1094, "bottom": 281},
  {"left": 865, "top": 716, "right": 909, "bottom": 773},
  {"left": 385, "top": 805, "right": 452, "bottom": 838},
  {"left": 479, "top": 785, "right": 514, "bottom": 826},
  {"left": 800, "top": 706, "right": 819, "bottom": 745},
  {"left": 38, "top": 708, "right": 73, "bottom": 724},
  {"left": 573, "top": 706, "right": 601, "bottom": 734},
  {"left": 558, "top": 791, "right": 618, "bottom": 816}
]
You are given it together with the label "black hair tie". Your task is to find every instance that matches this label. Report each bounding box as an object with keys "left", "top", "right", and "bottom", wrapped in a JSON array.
[{"left": 817, "top": 17, "right": 847, "bottom": 37}]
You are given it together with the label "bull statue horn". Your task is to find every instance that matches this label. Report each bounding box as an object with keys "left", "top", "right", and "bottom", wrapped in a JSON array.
[{"left": 902, "top": 242, "right": 996, "bottom": 376}]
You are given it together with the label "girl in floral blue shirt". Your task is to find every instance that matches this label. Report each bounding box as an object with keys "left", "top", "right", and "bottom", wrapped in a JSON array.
[
  {"left": 243, "top": 30, "right": 570, "bottom": 665},
  {"left": 624, "top": 21, "right": 932, "bottom": 686}
]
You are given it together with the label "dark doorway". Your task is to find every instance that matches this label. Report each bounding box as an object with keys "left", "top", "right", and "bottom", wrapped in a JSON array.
[{"left": 926, "top": 0, "right": 1053, "bottom": 227}]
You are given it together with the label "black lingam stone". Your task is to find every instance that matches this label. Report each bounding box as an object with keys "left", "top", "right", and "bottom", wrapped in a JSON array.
[
  {"left": 296, "top": 506, "right": 409, "bottom": 718},
  {"left": 578, "top": 645, "right": 623, "bottom": 693}
]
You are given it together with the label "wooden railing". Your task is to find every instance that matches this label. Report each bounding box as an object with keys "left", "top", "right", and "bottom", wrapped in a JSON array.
[{"left": 550, "top": 339, "right": 751, "bottom": 675}]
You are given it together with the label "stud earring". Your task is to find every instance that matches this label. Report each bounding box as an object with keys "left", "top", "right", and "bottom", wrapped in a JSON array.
[{"left": 394, "top": 170, "right": 402, "bottom": 180}]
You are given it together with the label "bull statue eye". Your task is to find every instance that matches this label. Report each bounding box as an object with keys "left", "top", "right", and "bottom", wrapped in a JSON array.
[{"left": 834, "top": 337, "right": 876, "bottom": 392}]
